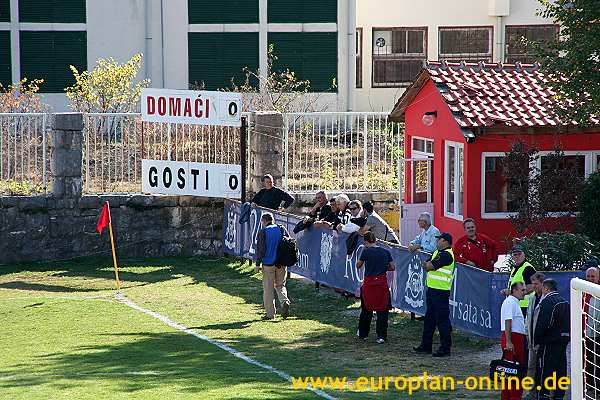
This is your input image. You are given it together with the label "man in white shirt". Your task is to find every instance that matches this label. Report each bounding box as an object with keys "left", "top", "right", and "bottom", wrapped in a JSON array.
[
  {"left": 408, "top": 212, "right": 440, "bottom": 254},
  {"left": 500, "top": 281, "right": 527, "bottom": 400}
]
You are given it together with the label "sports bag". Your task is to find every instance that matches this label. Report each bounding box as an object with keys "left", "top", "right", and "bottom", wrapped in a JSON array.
[
  {"left": 489, "top": 350, "right": 527, "bottom": 380},
  {"left": 276, "top": 225, "right": 299, "bottom": 267}
]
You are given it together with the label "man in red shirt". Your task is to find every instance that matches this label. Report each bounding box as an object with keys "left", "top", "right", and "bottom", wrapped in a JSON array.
[{"left": 453, "top": 218, "right": 498, "bottom": 272}]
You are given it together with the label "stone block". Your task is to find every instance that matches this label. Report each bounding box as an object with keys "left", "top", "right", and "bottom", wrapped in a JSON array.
[
  {"left": 0, "top": 197, "right": 18, "bottom": 208},
  {"left": 178, "top": 196, "right": 211, "bottom": 207},
  {"left": 51, "top": 148, "right": 82, "bottom": 177},
  {"left": 127, "top": 194, "right": 156, "bottom": 208},
  {"left": 18, "top": 196, "right": 48, "bottom": 212},
  {"left": 52, "top": 113, "right": 84, "bottom": 132},
  {"left": 79, "top": 195, "right": 101, "bottom": 210},
  {"left": 100, "top": 195, "right": 130, "bottom": 208},
  {"left": 152, "top": 196, "right": 180, "bottom": 207}
]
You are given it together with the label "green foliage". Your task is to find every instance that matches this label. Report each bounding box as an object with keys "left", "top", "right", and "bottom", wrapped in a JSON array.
[
  {"left": 0, "top": 78, "right": 46, "bottom": 113},
  {"left": 578, "top": 171, "right": 600, "bottom": 241},
  {"left": 535, "top": 0, "right": 600, "bottom": 125},
  {"left": 1, "top": 179, "right": 46, "bottom": 195},
  {"left": 320, "top": 156, "right": 341, "bottom": 190},
  {"left": 517, "top": 231, "right": 600, "bottom": 270},
  {"left": 65, "top": 53, "right": 149, "bottom": 113}
]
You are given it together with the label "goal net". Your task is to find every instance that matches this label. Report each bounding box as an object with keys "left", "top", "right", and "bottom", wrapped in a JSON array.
[{"left": 572, "top": 278, "right": 600, "bottom": 400}]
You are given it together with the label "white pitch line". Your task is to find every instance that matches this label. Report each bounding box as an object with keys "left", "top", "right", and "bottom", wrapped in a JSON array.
[{"left": 115, "top": 294, "right": 337, "bottom": 400}]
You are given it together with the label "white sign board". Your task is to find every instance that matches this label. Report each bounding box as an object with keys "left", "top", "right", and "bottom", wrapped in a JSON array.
[
  {"left": 141, "top": 159, "right": 241, "bottom": 199},
  {"left": 141, "top": 88, "right": 242, "bottom": 127}
]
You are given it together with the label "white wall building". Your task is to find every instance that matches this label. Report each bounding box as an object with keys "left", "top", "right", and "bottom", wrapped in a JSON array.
[
  {"left": 0, "top": 0, "right": 556, "bottom": 113},
  {"left": 354, "top": 0, "right": 556, "bottom": 112}
]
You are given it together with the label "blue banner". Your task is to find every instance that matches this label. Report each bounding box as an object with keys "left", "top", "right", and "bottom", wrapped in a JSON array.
[{"left": 223, "top": 200, "right": 582, "bottom": 339}]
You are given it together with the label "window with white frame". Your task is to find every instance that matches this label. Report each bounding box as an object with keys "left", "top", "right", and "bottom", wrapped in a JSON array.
[
  {"left": 372, "top": 27, "right": 427, "bottom": 87},
  {"left": 445, "top": 141, "right": 463, "bottom": 217},
  {"left": 412, "top": 137, "right": 433, "bottom": 204},
  {"left": 540, "top": 154, "right": 586, "bottom": 212},
  {"left": 438, "top": 27, "right": 493, "bottom": 62},
  {"left": 482, "top": 152, "right": 596, "bottom": 217}
]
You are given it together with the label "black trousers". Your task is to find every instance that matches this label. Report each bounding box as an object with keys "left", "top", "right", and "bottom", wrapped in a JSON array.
[
  {"left": 357, "top": 295, "right": 389, "bottom": 340},
  {"left": 420, "top": 288, "right": 452, "bottom": 352},
  {"left": 536, "top": 343, "right": 568, "bottom": 400}
]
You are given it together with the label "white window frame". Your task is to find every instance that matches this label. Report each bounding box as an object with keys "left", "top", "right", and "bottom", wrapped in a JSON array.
[
  {"left": 411, "top": 136, "right": 434, "bottom": 204},
  {"left": 444, "top": 140, "right": 464, "bottom": 221},
  {"left": 481, "top": 151, "right": 596, "bottom": 219},
  {"left": 593, "top": 151, "right": 600, "bottom": 173}
]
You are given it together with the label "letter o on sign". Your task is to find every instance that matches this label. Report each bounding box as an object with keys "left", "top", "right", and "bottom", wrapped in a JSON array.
[
  {"left": 228, "top": 174, "right": 239, "bottom": 191},
  {"left": 228, "top": 102, "right": 238, "bottom": 117}
]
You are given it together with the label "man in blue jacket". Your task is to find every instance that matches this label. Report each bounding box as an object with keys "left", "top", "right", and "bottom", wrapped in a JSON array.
[{"left": 256, "top": 212, "right": 291, "bottom": 320}]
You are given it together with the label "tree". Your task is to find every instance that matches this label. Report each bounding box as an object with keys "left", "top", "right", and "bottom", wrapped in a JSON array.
[
  {"left": 0, "top": 79, "right": 46, "bottom": 113},
  {"left": 65, "top": 53, "right": 149, "bottom": 113},
  {"left": 578, "top": 171, "right": 600, "bottom": 241},
  {"left": 535, "top": 0, "right": 600, "bottom": 125},
  {"left": 226, "top": 44, "right": 336, "bottom": 113},
  {"left": 503, "top": 139, "right": 582, "bottom": 234}
]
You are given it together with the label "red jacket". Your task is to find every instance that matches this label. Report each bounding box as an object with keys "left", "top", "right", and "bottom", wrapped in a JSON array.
[{"left": 453, "top": 233, "right": 499, "bottom": 272}]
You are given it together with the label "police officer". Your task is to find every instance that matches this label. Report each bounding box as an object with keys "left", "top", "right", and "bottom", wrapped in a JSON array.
[
  {"left": 501, "top": 245, "right": 536, "bottom": 317},
  {"left": 413, "top": 232, "right": 455, "bottom": 357}
]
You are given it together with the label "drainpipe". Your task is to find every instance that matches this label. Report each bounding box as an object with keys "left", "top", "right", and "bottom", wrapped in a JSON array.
[
  {"left": 347, "top": 0, "right": 356, "bottom": 111},
  {"left": 144, "top": 1, "right": 152, "bottom": 81},
  {"left": 496, "top": 16, "right": 504, "bottom": 63}
]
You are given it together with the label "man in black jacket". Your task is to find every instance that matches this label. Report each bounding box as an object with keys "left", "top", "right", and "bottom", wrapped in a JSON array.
[
  {"left": 251, "top": 174, "right": 294, "bottom": 211},
  {"left": 534, "top": 279, "right": 570, "bottom": 400}
]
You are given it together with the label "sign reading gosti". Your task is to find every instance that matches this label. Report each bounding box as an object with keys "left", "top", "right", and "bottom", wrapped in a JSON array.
[
  {"left": 141, "top": 88, "right": 242, "bottom": 127},
  {"left": 142, "top": 160, "right": 241, "bottom": 199}
]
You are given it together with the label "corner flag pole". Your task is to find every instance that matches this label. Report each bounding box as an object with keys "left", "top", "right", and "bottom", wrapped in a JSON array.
[{"left": 106, "top": 202, "right": 121, "bottom": 291}]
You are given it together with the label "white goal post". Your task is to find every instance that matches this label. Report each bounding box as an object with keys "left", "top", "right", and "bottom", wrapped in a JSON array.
[{"left": 571, "top": 277, "right": 600, "bottom": 400}]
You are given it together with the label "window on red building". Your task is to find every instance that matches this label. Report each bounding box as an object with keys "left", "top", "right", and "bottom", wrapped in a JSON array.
[
  {"left": 372, "top": 27, "right": 427, "bottom": 87},
  {"left": 438, "top": 27, "right": 492, "bottom": 62},
  {"left": 412, "top": 137, "right": 433, "bottom": 203},
  {"left": 445, "top": 141, "right": 463, "bottom": 218},
  {"left": 483, "top": 155, "right": 518, "bottom": 214}
]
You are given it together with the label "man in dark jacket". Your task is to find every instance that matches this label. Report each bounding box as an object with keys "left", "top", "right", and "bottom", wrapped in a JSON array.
[
  {"left": 251, "top": 174, "right": 294, "bottom": 211},
  {"left": 534, "top": 278, "right": 570, "bottom": 400}
]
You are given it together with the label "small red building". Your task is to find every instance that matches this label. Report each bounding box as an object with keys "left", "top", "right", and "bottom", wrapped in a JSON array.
[{"left": 389, "top": 61, "right": 600, "bottom": 251}]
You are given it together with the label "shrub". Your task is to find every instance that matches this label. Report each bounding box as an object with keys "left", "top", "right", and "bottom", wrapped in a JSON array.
[{"left": 516, "top": 231, "right": 600, "bottom": 271}]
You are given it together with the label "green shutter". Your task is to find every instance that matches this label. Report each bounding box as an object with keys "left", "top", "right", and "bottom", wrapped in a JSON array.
[
  {"left": 0, "top": 0, "right": 9, "bottom": 22},
  {"left": 269, "top": 32, "right": 337, "bottom": 92},
  {"left": 268, "top": 0, "right": 337, "bottom": 23},
  {"left": 188, "top": 32, "right": 259, "bottom": 90},
  {"left": 20, "top": 31, "right": 87, "bottom": 93},
  {"left": 188, "top": 0, "right": 258, "bottom": 24},
  {"left": 19, "top": 0, "right": 86, "bottom": 23},
  {"left": 0, "top": 31, "right": 10, "bottom": 87}
]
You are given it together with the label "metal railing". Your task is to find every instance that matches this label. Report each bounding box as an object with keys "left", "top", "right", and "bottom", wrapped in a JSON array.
[
  {"left": 82, "top": 113, "right": 245, "bottom": 193},
  {"left": 0, "top": 113, "right": 50, "bottom": 195},
  {"left": 283, "top": 112, "right": 403, "bottom": 193}
]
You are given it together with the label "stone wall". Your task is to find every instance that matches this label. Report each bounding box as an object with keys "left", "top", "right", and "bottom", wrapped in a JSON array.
[{"left": 0, "top": 113, "right": 224, "bottom": 265}]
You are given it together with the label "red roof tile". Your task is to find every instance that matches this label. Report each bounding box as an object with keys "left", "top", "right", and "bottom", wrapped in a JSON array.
[{"left": 389, "top": 61, "right": 600, "bottom": 129}]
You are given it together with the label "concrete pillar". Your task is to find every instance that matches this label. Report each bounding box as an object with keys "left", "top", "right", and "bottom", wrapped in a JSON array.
[
  {"left": 51, "top": 113, "right": 83, "bottom": 199},
  {"left": 249, "top": 111, "right": 284, "bottom": 193}
]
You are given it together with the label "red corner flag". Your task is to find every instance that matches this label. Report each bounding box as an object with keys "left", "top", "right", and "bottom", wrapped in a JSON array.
[{"left": 96, "top": 202, "right": 111, "bottom": 235}]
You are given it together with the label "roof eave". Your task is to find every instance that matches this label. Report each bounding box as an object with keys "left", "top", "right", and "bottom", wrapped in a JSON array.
[{"left": 388, "top": 70, "right": 431, "bottom": 123}]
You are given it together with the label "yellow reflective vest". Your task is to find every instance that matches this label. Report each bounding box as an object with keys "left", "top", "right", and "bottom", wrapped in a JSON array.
[
  {"left": 426, "top": 248, "right": 455, "bottom": 291},
  {"left": 508, "top": 261, "right": 534, "bottom": 308}
]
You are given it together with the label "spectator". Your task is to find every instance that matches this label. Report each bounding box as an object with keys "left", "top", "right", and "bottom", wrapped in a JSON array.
[
  {"left": 251, "top": 174, "right": 294, "bottom": 211},
  {"left": 356, "top": 232, "right": 396, "bottom": 344},
  {"left": 313, "top": 197, "right": 340, "bottom": 230},
  {"left": 584, "top": 262, "right": 600, "bottom": 399},
  {"left": 335, "top": 194, "right": 352, "bottom": 226},
  {"left": 338, "top": 200, "right": 367, "bottom": 234},
  {"left": 501, "top": 245, "right": 536, "bottom": 317},
  {"left": 524, "top": 272, "right": 546, "bottom": 400},
  {"left": 408, "top": 212, "right": 440, "bottom": 254},
  {"left": 413, "top": 232, "right": 455, "bottom": 357},
  {"left": 534, "top": 279, "right": 570, "bottom": 400},
  {"left": 360, "top": 201, "right": 400, "bottom": 244},
  {"left": 256, "top": 212, "right": 291, "bottom": 320},
  {"left": 293, "top": 190, "right": 332, "bottom": 234},
  {"left": 500, "top": 281, "right": 527, "bottom": 400},
  {"left": 453, "top": 218, "right": 499, "bottom": 272},
  {"left": 308, "top": 190, "right": 332, "bottom": 220}
]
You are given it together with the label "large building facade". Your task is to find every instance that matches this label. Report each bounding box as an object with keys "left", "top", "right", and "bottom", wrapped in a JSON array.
[
  {"left": 0, "top": 0, "right": 556, "bottom": 112},
  {"left": 355, "top": 0, "right": 556, "bottom": 111},
  {"left": 0, "top": 0, "right": 353, "bottom": 111}
]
